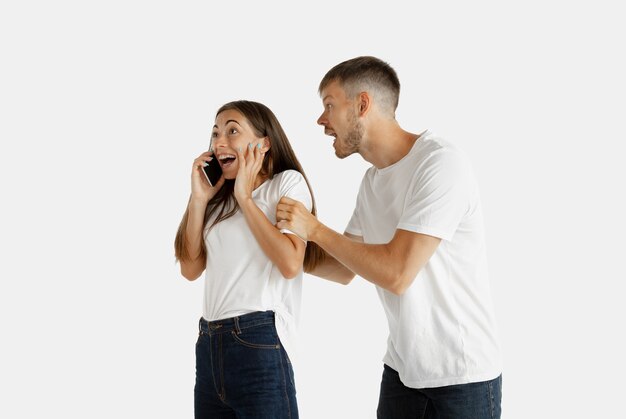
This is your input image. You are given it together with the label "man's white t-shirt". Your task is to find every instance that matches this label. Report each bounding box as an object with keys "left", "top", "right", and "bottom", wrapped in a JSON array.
[
  {"left": 345, "top": 131, "right": 502, "bottom": 388},
  {"left": 202, "top": 169, "right": 312, "bottom": 367}
]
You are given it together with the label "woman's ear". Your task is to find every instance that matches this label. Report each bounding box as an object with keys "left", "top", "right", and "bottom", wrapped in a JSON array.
[{"left": 261, "top": 136, "right": 271, "bottom": 152}]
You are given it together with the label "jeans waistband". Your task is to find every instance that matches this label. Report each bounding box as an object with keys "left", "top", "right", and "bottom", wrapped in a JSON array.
[{"left": 199, "top": 310, "right": 275, "bottom": 335}]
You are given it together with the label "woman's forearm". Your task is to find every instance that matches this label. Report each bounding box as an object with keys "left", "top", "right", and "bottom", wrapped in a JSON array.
[
  {"left": 180, "top": 197, "right": 209, "bottom": 280},
  {"left": 239, "top": 198, "right": 304, "bottom": 278}
]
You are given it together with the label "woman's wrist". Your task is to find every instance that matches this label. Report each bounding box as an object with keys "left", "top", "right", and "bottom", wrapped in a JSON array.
[
  {"left": 237, "top": 196, "right": 255, "bottom": 212},
  {"left": 189, "top": 194, "right": 210, "bottom": 209}
]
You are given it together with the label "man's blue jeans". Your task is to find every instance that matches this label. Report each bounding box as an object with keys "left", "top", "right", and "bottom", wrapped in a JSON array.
[
  {"left": 377, "top": 364, "right": 502, "bottom": 419},
  {"left": 194, "top": 311, "right": 298, "bottom": 419}
]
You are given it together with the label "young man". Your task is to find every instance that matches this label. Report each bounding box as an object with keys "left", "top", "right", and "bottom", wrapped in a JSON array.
[{"left": 276, "top": 56, "right": 502, "bottom": 418}]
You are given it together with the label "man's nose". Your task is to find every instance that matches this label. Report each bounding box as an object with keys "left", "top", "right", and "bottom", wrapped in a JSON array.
[{"left": 317, "top": 113, "right": 327, "bottom": 126}]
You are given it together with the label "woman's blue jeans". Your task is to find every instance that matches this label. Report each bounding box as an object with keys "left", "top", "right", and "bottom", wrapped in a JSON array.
[{"left": 194, "top": 311, "right": 298, "bottom": 419}]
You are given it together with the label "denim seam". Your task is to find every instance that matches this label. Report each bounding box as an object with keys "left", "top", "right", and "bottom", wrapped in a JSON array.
[
  {"left": 218, "top": 333, "right": 226, "bottom": 402},
  {"left": 278, "top": 342, "right": 292, "bottom": 419},
  {"left": 238, "top": 320, "right": 274, "bottom": 330},
  {"left": 420, "top": 398, "right": 429, "bottom": 419},
  {"left": 207, "top": 334, "right": 222, "bottom": 404},
  {"left": 204, "top": 320, "right": 274, "bottom": 335},
  {"left": 489, "top": 380, "right": 495, "bottom": 419},
  {"left": 283, "top": 347, "right": 295, "bottom": 387},
  {"left": 230, "top": 331, "right": 281, "bottom": 349}
]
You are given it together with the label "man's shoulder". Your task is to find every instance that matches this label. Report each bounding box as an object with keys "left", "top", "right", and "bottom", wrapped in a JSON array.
[
  {"left": 416, "top": 131, "right": 458, "bottom": 154},
  {"left": 415, "top": 134, "right": 469, "bottom": 168}
]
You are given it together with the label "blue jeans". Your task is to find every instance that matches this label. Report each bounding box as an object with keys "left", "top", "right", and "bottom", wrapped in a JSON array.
[
  {"left": 377, "top": 364, "right": 502, "bottom": 419},
  {"left": 194, "top": 311, "right": 298, "bottom": 419}
]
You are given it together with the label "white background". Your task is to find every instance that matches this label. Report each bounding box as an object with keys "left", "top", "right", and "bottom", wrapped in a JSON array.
[{"left": 1, "top": 1, "right": 625, "bottom": 418}]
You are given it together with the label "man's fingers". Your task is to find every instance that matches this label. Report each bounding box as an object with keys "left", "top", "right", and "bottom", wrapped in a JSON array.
[
  {"left": 276, "top": 203, "right": 294, "bottom": 213},
  {"left": 279, "top": 196, "right": 297, "bottom": 205},
  {"left": 276, "top": 209, "right": 291, "bottom": 221}
]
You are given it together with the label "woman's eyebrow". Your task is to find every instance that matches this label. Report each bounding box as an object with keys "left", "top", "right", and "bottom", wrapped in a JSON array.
[{"left": 213, "top": 120, "right": 242, "bottom": 129}]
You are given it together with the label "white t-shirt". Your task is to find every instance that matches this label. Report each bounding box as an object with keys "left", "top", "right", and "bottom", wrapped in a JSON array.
[
  {"left": 202, "top": 169, "right": 312, "bottom": 367},
  {"left": 345, "top": 131, "right": 502, "bottom": 388}
]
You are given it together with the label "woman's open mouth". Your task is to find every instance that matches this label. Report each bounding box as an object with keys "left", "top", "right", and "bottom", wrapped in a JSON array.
[{"left": 217, "top": 154, "right": 237, "bottom": 169}]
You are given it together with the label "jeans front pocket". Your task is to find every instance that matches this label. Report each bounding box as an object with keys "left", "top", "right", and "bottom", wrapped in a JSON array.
[{"left": 230, "top": 323, "right": 281, "bottom": 350}]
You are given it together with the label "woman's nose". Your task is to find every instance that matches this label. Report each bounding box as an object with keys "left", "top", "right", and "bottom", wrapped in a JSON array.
[{"left": 212, "top": 134, "right": 227, "bottom": 148}]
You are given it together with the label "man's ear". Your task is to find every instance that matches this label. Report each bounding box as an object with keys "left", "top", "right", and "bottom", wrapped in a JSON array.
[{"left": 358, "top": 92, "right": 371, "bottom": 116}]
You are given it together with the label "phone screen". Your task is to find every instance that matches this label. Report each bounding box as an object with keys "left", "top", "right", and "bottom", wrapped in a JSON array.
[{"left": 202, "top": 160, "right": 222, "bottom": 186}]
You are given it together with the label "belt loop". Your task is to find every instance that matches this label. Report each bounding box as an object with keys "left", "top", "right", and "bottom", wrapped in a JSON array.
[{"left": 234, "top": 316, "right": 241, "bottom": 335}]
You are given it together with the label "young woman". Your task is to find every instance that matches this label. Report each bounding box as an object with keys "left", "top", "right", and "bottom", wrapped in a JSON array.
[{"left": 174, "top": 100, "right": 323, "bottom": 419}]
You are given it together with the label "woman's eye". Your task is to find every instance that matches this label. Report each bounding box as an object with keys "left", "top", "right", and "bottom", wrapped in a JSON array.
[
  {"left": 211, "top": 132, "right": 218, "bottom": 138},
  {"left": 229, "top": 128, "right": 238, "bottom": 135}
]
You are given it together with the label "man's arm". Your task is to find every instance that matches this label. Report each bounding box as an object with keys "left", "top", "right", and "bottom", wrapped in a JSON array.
[
  {"left": 306, "top": 233, "right": 362, "bottom": 285},
  {"left": 277, "top": 197, "right": 441, "bottom": 295}
]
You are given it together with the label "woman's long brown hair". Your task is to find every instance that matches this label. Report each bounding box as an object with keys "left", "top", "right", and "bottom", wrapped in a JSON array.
[{"left": 174, "top": 100, "right": 325, "bottom": 273}]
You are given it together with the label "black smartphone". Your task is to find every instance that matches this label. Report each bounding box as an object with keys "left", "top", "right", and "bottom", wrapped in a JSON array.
[{"left": 202, "top": 159, "right": 222, "bottom": 187}]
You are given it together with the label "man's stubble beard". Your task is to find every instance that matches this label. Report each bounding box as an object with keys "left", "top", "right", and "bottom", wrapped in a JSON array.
[{"left": 336, "top": 110, "right": 363, "bottom": 159}]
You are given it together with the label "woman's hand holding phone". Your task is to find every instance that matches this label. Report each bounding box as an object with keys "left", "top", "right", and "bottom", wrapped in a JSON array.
[{"left": 192, "top": 151, "right": 224, "bottom": 203}]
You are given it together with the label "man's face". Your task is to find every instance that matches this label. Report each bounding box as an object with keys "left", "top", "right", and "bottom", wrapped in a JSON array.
[{"left": 317, "top": 80, "right": 363, "bottom": 159}]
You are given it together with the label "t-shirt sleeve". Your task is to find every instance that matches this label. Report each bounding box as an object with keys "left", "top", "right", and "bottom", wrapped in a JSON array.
[
  {"left": 278, "top": 170, "right": 313, "bottom": 236},
  {"left": 344, "top": 206, "right": 362, "bottom": 236},
  {"left": 344, "top": 172, "right": 369, "bottom": 236},
  {"left": 397, "top": 149, "right": 471, "bottom": 241}
]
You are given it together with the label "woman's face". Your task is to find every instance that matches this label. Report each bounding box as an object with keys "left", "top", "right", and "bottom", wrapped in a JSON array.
[{"left": 210, "top": 109, "right": 265, "bottom": 179}]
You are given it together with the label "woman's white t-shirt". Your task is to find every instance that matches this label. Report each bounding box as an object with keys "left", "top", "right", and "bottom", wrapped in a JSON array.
[{"left": 202, "top": 169, "right": 312, "bottom": 366}]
